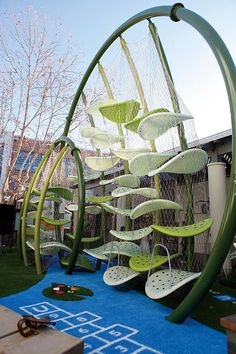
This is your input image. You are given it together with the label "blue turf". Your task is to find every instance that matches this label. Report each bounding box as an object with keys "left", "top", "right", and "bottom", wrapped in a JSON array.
[{"left": 0, "top": 264, "right": 226, "bottom": 354}]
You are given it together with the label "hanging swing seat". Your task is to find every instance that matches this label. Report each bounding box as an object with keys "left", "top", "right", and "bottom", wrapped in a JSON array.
[
  {"left": 129, "top": 152, "right": 174, "bottom": 176},
  {"left": 26, "top": 240, "right": 72, "bottom": 256},
  {"left": 99, "top": 99, "right": 140, "bottom": 124},
  {"left": 100, "top": 174, "right": 140, "bottom": 188},
  {"left": 138, "top": 112, "right": 193, "bottom": 140},
  {"left": 103, "top": 266, "right": 140, "bottom": 286},
  {"left": 60, "top": 254, "right": 95, "bottom": 272},
  {"left": 129, "top": 252, "right": 180, "bottom": 272},
  {"left": 110, "top": 226, "right": 153, "bottom": 241},
  {"left": 148, "top": 148, "right": 208, "bottom": 176},
  {"left": 145, "top": 269, "right": 201, "bottom": 299},
  {"left": 151, "top": 218, "right": 213, "bottom": 237},
  {"left": 102, "top": 241, "right": 141, "bottom": 257},
  {"left": 111, "top": 187, "right": 159, "bottom": 199}
]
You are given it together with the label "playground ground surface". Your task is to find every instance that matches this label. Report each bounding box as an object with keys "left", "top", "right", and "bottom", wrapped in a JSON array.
[{"left": 0, "top": 249, "right": 235, "bottom": 353}]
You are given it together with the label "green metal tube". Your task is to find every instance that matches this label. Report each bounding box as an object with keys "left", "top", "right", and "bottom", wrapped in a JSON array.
[
  {"left": 21, "top": 146, "right": 55, "bottom": 266},
  {"left": 54, "top": 137, "right": 85, "bottom": 275},
  {"left": 34, "top": 146, "right": 68, "bottom": 274},
  {"left": 166, "top": 5, "right": 236, "bottom": 323}
]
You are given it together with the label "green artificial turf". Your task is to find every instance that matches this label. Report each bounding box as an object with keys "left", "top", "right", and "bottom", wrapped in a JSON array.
[
  {"left": 0, "top": 248, "right": 44, "bottom": 298},
  {"left": 156, "top": 281, "right": 236, "bottom": 333}
]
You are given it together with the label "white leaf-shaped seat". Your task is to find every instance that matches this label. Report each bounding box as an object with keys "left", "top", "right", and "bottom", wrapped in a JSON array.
[
  {"left": 91, "top": 132, "right": 121, "bottom": 149},
  {"left": 138, "top": 112, "right": 193, "bottom": 140},
  {"left": 80, "top": 126, "right": 102, "bottom": 138},
  {"left": 102, "top": 241, "right": 141, "bottom": 257},
  {"left": 111, "top": 147, "right": 151, "bottom": 160},
  {"left": 148, "top": 149, "right": 208, "bottom": 176},
  {"left": 129, "top": 152, "right": 174, "bottom": 176},
  {"left": 145, "top": 269, "right": 201, "bottom": 299},
  {"left": 112, "top": 187, "right": 159, "bottom": 199},
  {"left": 26, "top": 240, "right": 72, "bottom": 256},
  {"left": 101, "top": 203, "right": 132, "bottom": 217},
  {"left": 103, "top": 266, "right": 140, "bottom": 286},
  {"left": 85, "top": 156, "right": 120, "bottom": 171},
  {"left": 86, "top": 100, "right": 116, "bottom": 116},
  {"left": 85, "top": 205, "right": 102, "bottom": 215},
  {"left": 100, "top": 174, "right": 140, "bottom": 188},
  {"left": 110, "top": 226, "right": 153, "bottom": 241},
  {"left": 130, "top": 199, "right": 182, "bottom": 219},
  {"left": 83, "top": 241, "right": 120, "bottom": 261}
]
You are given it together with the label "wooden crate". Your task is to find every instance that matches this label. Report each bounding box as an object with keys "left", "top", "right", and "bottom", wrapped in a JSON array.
[{"left": 0, "top": 305, "right": 84, "bottom": 354}]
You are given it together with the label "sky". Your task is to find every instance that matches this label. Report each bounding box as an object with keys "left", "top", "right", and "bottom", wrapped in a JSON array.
[{"left": 0, "top": 0, "right": 235, "bottom": 139}]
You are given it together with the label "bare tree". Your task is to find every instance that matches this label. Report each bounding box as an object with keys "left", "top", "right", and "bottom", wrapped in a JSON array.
[{"left": 0, "top": 8, "right": 83, "bottom": 204}]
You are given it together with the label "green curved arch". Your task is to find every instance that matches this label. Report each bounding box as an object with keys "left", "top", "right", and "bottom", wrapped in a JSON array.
[
  {"left": 27, "top": 4, "right": 234, "bottom": 321},
  {"left": 21, "top": 137, "right": 85, "bottom": 275}
]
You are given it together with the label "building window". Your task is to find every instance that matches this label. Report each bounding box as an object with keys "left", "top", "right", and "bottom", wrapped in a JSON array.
[{"left": 15, "top": 151, "right": 43, "bottom": 173}]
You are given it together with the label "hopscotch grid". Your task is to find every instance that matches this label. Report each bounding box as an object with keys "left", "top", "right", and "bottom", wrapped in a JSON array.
[{"left": 19, "top": 301, "right": 161, "bottom": 354}]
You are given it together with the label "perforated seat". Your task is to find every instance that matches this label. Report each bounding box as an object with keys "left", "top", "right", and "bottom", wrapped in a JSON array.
[
  {"left": 129, "top": 252, "right": 180, "bottom": 272},
  {"left": 103, "top": 266, "right": 140, "bottom": 286}
]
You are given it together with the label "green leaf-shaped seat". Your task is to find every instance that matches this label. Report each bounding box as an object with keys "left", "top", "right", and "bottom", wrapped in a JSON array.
[
  {"left": 101, "top": 203, "right": 132, "bottom": 217},
  {"left": 41, "top": 216, "right": 71, "bottom": 226},
  {"left": 130, "top": 199, "right": 182, "bottom": 220},
  {"left": 151, "top": 218, "right": 213, "bottom": 237},
  {"left": 100, "top": 174, "right": 140, "bottom": 188},
  {"left": 61, "top": 254, "right": 95, "bottom": 272},
  {"left": 111, "top": 147, "right": 151, "bottom": 160},
  {"left": 99, "top": 100, "right": 140, "bottom": 124},
  {"left": 85, "top": 156, "right": 120, "bottom": 171},
  {"left": 129, "top": 252, "right": 180, "bottom": 272},
  {"left": 138, "top": 112, "right": 193, "bottom": 140},
  {"left": 66, "top": 233, "right": 101, "bottom": 243},
  {"left": 110, "top": 226, "right": 153, "bottom": 241},
  {"left": 148, "top": 149, "right": 208, "bottom": 176},
  {"left": 47, "top": 186, "right": 73, "bottom": 201},
  {"left": 111, "top": 187, "right": 159, "bottom": 199},
  {"left": 87, "top": 195, "right": 113, "bottom": 203},
  {"left": 129, "top": 152, "right": 174, "bottom": 176},
  {"left": 86, "top": 100, "right": 116, "bottom": 116},
  {"left": 124, "top": 107, "right": 169, "bottom": 133}
]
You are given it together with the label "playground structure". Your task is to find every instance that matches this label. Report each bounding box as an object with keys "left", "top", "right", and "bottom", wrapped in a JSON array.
[{"left": 18, "top": 3, "right": 236, "bottom": 324}]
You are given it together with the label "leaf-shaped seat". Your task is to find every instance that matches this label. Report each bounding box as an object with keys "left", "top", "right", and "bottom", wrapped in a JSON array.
[
  {"left": 101, "top": 203, "right": 132, "bottom": 217},
  {"left": 145, "top": 269, "right": 201, "bottom": 299},
  {"left": 148, "top": 149, "right": 208, "bottom": 176},
  {"left": 124, "top": 107, "right": 169, "bottom": 133},
  {"left": 41, "top": 216, "right": 71, "bottom": 226},
  {"left": 47, "top": 186, "right": 73, "bottom": 201},
  {"left": 129, "top": 252, "right": 180, "bottom": 272},
  {"left": 66, "top": 233, "right": 101, "bottom": 244},
  {"left": 110, "top": 226, "right": 153, "bottom": 241},
  {"left": 99, "top": 99, "right": 140, "bottom": 124},
  {"left": 66, "top": 204, "right": 78, "bottom": 212},
  {"left": 103, "top": 266, "right": 140, "bottom": 286},
  {"left": 129, "top": 152, "right": 174, "bottom": 176},
  {"left": 86, "top": 99, "right": 116, "bottom": 116},
  {"left": 67, "top": 172, "right": 101, "bottom": 183},
  {"left": 26, "top": 240, "right": 72, "bottom": 256},
  {"left": 130, "top": 199, "right": 182, "bottom": 220},
  {"left": 61, "top": 254, "right": 95, "bottom": 272},
  {"left": 26, "top": 225, "right": 47, "bottom": 236},
  {"left": 100, "top": 174, "right": 140, "bottom": 188},
  {"left": 87, "top": 195, "right": 113, "bottom": 203},
  {"left": 102, "top": 241, "right": 141, "bottom": 257},
  {"left": 138, "top": 112, "right": 193, "bottom": 140},
  {"left": 151, "top": 218, "right": 213, "bottom": 237},
  {"left": 83, "top": 241, "right": 120, "bottom": 261},
  {"left": 112, "top": 187, "right": 159, "bottom": 199},
  {"left": 111, "top": 147, "right": 151, "bottom": 160},
  {"left": 91, "top": 132, "right": 121, "bottom": 149},
  {"left": 80, "top": 126, "right": 103, "bottom": 138},
  {"left": 85, "top": 156, "right": 120, "bottom": 171},
  {"left": 85, "top": 205, "right": 102, "bottom": 215}
]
